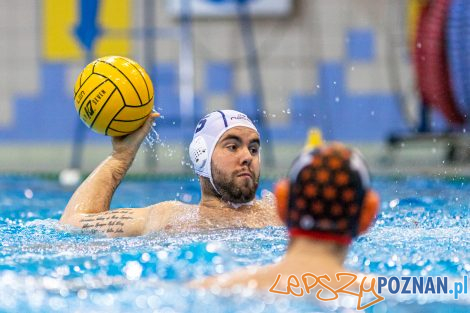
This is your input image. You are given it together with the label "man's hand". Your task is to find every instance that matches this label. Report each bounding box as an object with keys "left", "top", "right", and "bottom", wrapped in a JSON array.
[{"left": 112, "top": 112, "right": 160, "bottom": 164}]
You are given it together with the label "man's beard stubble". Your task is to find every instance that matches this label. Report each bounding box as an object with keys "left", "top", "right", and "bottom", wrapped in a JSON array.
[{"left": 210, "top": 163, "right": 259, "bottom": 204}]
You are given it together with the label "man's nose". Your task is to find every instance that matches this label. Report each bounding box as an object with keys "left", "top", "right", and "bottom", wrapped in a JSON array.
[{"left": 240, "top": 147, "right": 253, "bottom": 166}]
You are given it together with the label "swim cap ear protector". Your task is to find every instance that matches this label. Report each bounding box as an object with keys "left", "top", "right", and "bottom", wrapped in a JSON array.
[
  {"left": 358, "top": 190, "right": 380, "bottom": 234},
  {"left": 274, "top": 179, "right": 289, "bottom": 222},
  {"left": 274, "top": 143, "right": 380, "bottom": 245},
  {"left": 189, "top": 110, "right": 259, "bottom": 193}
]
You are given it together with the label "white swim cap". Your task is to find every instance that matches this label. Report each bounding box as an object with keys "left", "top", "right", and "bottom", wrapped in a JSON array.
[{"left": 189, "top": 110, "right": 259, "bottom": 191}]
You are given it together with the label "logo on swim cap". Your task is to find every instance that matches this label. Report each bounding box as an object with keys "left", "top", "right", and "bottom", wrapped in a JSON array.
[
  {"left": 230, "top": 113, "right": 251, "bottom": 122},
  {"left": 194, "top": 118, "right": 207, "bottom": 134},
  {"left": 188, "top": 110, "right": 259, "bottom": 190}
]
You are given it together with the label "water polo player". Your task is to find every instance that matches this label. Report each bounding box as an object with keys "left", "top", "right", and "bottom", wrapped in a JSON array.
[
  {"left": 191, "top": 143, "right": 380, "bottom": 291},
  {"left": 60, "top": 110, "right": 281, "bottom": 237}
]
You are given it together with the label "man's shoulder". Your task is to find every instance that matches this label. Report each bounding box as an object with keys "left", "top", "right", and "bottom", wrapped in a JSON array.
[
  {"left": 147, "top": 200, "right": 200, "bottom": 216},
  {"left": 188, "top": 264, "right": 286, "bottom": 292},
  {"left": 148, "top": 200, "right": 192, "bottom": 210},
  {"left": 144, "top": 201, "right": 199, "bottom": 233},
  {"left": 253, "top": 190, "right": 283, "bottom": 226}
]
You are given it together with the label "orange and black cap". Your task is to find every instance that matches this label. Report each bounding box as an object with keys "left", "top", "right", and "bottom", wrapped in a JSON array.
[{"left": 275, "top": 143, "right": 379, "bottom": 245}]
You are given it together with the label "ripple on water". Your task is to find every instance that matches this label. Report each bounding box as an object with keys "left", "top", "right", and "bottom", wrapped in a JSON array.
[{"left": 0, "top": 175, "right": 469, "bottom": 312}]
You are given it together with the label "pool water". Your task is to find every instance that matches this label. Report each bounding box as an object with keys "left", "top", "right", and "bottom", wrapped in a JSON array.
[{"left": 0, "top": 175, "right": 469, "bottom": 312}]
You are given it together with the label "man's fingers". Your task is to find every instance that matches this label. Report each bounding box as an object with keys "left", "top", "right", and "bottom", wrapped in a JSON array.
[
  {"left": 134, "top": 111, "right": 160, "bottom": 139},
  {"left": 143, "top": 112, "right": 159, "bottom": 129},
  {"left": 144, "top": 112, "right": 160, "bottom": 128}
]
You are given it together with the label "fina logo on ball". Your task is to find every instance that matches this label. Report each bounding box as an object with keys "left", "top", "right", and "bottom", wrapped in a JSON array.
[
  {"left": 83, "top": 89, "right": 107, "bottom": 119},
  {"left": 84, "top": 101, "right": 94, "bottom": 120}
]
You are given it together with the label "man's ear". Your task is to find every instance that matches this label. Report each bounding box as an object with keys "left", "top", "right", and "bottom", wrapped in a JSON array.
[
  {"left": 274, "top": 179, "right": 289, "bottom": 224},
  {"left": 358, "top": 190, "right": 380, "bottom": 235}
]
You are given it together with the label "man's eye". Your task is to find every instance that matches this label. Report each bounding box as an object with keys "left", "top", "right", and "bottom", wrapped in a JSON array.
[
  {"left": 227, "top": 145, "right": 237, "bottom": 151},
  {"left": 250, "top": 147, "right": 259, "bottom": 154}
]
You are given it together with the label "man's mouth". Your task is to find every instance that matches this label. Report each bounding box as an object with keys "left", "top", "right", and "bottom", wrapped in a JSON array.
[{"left": 237, "top": 172, "right": 253, "bottom": 179}]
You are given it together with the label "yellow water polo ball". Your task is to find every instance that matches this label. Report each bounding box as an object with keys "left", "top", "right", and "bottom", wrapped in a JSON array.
[{"left": 73, "top": 56, "right": 154, "bottom": 136}]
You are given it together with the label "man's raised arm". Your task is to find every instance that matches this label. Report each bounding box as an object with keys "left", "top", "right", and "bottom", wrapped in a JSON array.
[{"left": 59, "top": 113, "right": 159, "bottom": 236}]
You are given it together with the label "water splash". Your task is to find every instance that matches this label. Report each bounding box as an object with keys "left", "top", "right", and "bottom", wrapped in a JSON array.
[
  {"left": 1, "top": 176, "right": 470, "bottom": 312},
  {"left": 144, "top": 120, "right": 162, "bottom": 151}
]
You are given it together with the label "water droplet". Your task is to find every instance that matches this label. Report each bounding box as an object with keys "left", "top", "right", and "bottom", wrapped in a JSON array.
[
  {"left": 389, "top": 199, "right": 399, "bottom": 208},
  {"left": 157, "top": 251, "right": 168, "bottom": 260},
  {"left": 77, "top": 289, "right": 88, "bottom": 299},
  {"left": 206, "top": 243, "right": 218, "bottom": 253},
  {"left": 123, "top": 261, "right": 143, "bottom": 281},
  {"left": 181, "top": 193, "right": 192, "bottom": 203},
  {"left": 300, "top": 216, "right": 315, "bottom": 229},
  {"left": 24, "top": 189, "right": 33, "bottom": 199}
]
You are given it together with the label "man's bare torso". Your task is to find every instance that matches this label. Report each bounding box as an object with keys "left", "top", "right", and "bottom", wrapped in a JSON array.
[
  {"left": 62, "top": 192, "right": 282, "bottom": 237},
  {"left": 145, "top": 195, "right": 282, "bottom": 234}
]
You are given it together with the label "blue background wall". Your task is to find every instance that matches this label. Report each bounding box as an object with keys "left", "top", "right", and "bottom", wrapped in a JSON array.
[{"left": 0, "top": 0, "right": 423, "bottom": 145}]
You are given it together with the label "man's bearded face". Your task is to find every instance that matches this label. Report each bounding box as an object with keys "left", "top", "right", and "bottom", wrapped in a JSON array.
[{"left": 211, "top": 161, "right": 259, "bottom": 203}]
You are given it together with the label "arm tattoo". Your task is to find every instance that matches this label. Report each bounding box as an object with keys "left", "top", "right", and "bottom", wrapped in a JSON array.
[{"left": 79, "top": 209, "right": 134, "bottom": 234}]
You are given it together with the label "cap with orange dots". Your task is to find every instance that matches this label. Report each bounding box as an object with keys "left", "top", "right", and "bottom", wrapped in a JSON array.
[{"left": 285, "top": 143, "right": 371, "bottom": 244}]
